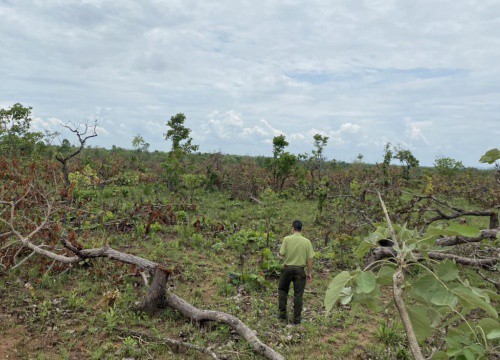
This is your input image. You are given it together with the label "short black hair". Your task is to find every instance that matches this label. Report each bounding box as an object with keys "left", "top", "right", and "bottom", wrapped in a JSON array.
[{"left": 292, "top": 220, "right": 302, "bottom": 232}]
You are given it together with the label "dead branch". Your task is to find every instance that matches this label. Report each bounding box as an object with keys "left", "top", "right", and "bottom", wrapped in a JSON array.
[
  {"left": 250, "top": 196, "right": 262, "bottom": 205},
  {"left": 166, "top": 292, "right": 285, "bottom": 360},
  {"left": 435, "top": 228, "right": 499, "bottom": 246},
  {"left": 117, "top": 328, "right": 220, "bottom": 359},
  {"left": 364, "top": 247, "right": 498, "bottom": 270},
  {"left": 476, "top": 270, "right": 500, "bottom": 292},
  {"left": 427, "top": 252, "right": 498, "bottom": 269},
  {"left": 425, "top": 208, "right": 498, "bottom": 230},
  {"left": 419, "top": 195, "right": 499, "bottom": 230}
]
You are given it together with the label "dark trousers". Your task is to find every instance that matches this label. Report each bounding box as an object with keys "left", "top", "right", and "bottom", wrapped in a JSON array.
[{"left": 278, "top": 266, "right": 306, "bottom": 323}]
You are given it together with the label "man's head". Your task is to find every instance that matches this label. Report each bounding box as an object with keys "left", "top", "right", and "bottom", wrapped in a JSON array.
[{"left": 292, "top": 220, "right": 303, "bottom": 232}]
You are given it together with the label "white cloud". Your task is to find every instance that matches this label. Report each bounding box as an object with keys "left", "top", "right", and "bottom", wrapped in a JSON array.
[
  {"left": 0, "top": 0, "right": 499, "bottom": 165},
  {"left": 405, "top": 119, "right": 431, "bottom": 145},
  {"left": 207, "top": 110, "right": 244, "bottom": 139},
  {"left": 339, "top": 123, "right": 360, "bottom": 134},
  {"left": 95, "top": 126, "right": 109, "bottom": 136}
]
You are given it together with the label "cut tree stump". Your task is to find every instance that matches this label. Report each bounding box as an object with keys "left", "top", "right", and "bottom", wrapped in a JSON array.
[{"left": 138, "top": 266, "right": 171, "bottom": 316}]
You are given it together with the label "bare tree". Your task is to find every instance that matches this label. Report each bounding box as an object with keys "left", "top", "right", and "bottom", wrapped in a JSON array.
[{"left": 55, "top": 119, "right": 98, "bottom": 188}]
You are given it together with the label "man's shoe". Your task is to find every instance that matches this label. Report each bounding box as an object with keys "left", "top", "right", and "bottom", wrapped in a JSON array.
[
  {"left": 275, "top": 314, "right": 287, "bottom": 322},
  {"left": 293, "top": 319, "right": 305, "bottom": 325}
]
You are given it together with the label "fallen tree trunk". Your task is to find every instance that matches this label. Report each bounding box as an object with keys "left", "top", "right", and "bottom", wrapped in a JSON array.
[
  {"left": 5, "top": 237, "right": 284, "bottom": 360},
  {"left": 427, "top": 252, "right": 498, "bottom": 268},
  {"left": 166, "top": 292, "right": 285, "bottom": 360}
]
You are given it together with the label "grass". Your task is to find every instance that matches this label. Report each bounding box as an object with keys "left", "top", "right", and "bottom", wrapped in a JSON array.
[{"left": 1, "top": 183, "right": 497, "bottom": 359}]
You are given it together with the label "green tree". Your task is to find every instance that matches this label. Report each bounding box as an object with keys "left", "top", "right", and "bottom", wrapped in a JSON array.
[
  {"left": 181, "top": 174, "right": 206, "bottom": 203},
  {"left": 163, "top": 113, "right": 198, "bottom": 192},
  {"left": 0, "top": 103, "right": 44, "bottom": 155},
  {"left": 164, "top": 113, "right": 198, "bottom": 154},
  {"left": 434, "top": 156, "right": 465, "bottom": 177},
  {"left": 394, "top": 147, "right": 419, "bottom": 181},
  {"left": 131, "top": 134, "right": 150, "bottom": 152},
  {"left": 479, "top": 148, "right": 500, "bottom": 164},
  {"left": 381, "top": 142, "right": 393, "bottom": 186},
  {"left": 308, "top": 134, "right": 329, "bottom": 192},
  {"left": 480, "top": 148, "right": 500, "bottom": 184},
  {"left": 266, "top": 135, "right": 296, "bottom": 192}
]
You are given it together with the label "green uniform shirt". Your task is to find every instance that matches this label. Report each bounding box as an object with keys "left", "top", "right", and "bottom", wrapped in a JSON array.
[{"left": 279, "top": 233, "right": 314, "bottom": 267}]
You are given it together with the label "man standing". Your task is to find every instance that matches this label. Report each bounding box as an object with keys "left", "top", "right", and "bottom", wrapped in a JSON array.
[{"left": 278, "top": 220, "right": 314, "bottom": 324}]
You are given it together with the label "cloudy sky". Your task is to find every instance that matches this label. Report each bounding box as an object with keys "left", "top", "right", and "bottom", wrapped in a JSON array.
[{"left": 1, "top": 0, "right": 499, "bottom": 166}]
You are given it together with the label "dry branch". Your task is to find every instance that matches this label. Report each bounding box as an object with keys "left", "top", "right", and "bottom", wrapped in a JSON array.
[
  {"left": 365, "top": 246, "right": 498, "bottom": 270},
  {"left": 427, "top": 252, "right": 498, "bottom": 269},
  {"left": 435, "top": 228, "right": 499, "bottom": 246},
  {"left": 166, "top": 292, "right": 285, "bottom": 360}
]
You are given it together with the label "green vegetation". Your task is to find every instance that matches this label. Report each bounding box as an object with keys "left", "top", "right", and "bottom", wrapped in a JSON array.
[{"left": 0, "top": 104, "right": 498, "bottom": 359}]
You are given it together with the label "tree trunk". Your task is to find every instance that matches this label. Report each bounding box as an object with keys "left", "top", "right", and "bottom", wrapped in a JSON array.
[
  {"left": 62, "top": 160, "right": 70, "bottom": 188},
  {"left": 138, "top": 267, "right": 170, "bottom": 316},
  {"left": 393, "top": 267, "right": 424, "bottom": 360},
  {"left": 166, "top": 292, "right": 285, "bottom": 360}
]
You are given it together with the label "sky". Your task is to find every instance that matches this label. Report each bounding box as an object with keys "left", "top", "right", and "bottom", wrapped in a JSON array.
[{"left": 1, "top": 0, "right": 499, "bottom": 166}]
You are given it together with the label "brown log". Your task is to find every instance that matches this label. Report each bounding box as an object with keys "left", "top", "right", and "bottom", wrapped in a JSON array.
[
  {"left": 428, "top": 253, "right": 498, "bottom": 269},
  {"left": 138, "top": 267, "right": 170, "bottom": 316},
  {"left": 166, "top": 292, "right": 285, "bottom": 360}
]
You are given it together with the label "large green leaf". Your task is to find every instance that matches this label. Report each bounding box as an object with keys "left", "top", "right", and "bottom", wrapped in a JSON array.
[
  {"left": 351, "top": 285, "right": 381, "bottom": 311},
  {"left": 411, "top": 274, "right": 457, "bottom": 308},
  {"left": 445, "top": 330, "right": 472, "bottom": 357},
  {"left": 340, "top": 287, "right": 353, "bottom": 305},
  {"left": 428, "top": 307, "right": 444, "bottom": 327},
  {"left": 356, "top": 271, "right": 377, "bottom": 293},
  {"left": 354, "top": 240, "right": 372, "bottom": 259},
  {"left": 477, "top": 318, "right": 500, "bottom": 336},
  {"left": 430, "top": 287, "right": 458, "bottom": 307},
  {"left": 377, "top": 265, "right": 395, "bottom": 286},
  {"left": 487, "top": 329, "right": 500, "bottom": 340},
  {"left": 452, "top": 285, "right": 498, "bottom": 318},
  {"left": 436, "top": 260, "right": 459, "bottom": 282},
  {"left": 431, "top": 351, "right": 448, "bottom": 360},
  {"left": 325, "top": 271, "right": 353, "bottom": 314},
  {"left": 464, "top": 344, "right": 485, "bottom": 359},
  {"left": 411, "top": 275, "right": 441, "bottom": 303},
  {"left": 408, "top": 305, "right": 432, "bottom": 341}
]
